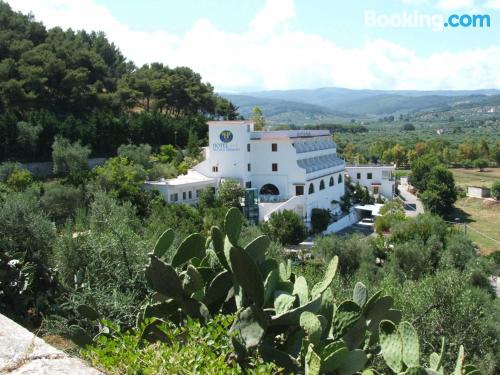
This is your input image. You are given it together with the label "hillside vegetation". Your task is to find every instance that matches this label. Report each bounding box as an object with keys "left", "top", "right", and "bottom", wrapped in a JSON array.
[{"left": 0, "top": 1, "right": 238, "bottom": 161}]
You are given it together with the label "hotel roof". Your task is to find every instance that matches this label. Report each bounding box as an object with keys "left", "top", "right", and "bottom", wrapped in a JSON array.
[{"left": 145, "top": 170, "right": 215, "bottom": 186}]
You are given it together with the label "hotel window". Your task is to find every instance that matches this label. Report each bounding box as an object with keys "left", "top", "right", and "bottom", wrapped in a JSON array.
[
  {"left": 170, "top": 193, "right": 178, "bottom": 202},
  {"left": 182, "top": 192, "right": 186, "bottom": 200},
  {"left": 308, "top": 183, "right": 315, "bottom": 195},
  {"left": 247, "top": 143, "right": 251, "bottom": 152},
  {"left": 196, "top": 190, "right": 201, "bottom": 198},
  {"left": 248, "top": 163, "right": 251, "bottom": 172},
  {"left": 367, "top": 173, "right": 373, "bottom": 180},
  {"left": 272, "top": 143, "right": 278, "bottom": 152},
  {"left": 245, "top": 181, "right": 252, "bottom": 188},
  {"left": 319, "top": 180, "right": 325, "bottom": 190},
  {"left": 295, "top": 185, "right": 304, "bottom": 196},
  {"left": 356, "top": 172, "right": 361, "bottom": 179},
  {"left": 188, "top": 191, "right": 192, "bottom": 199},
  {"left": 272, "top": 163, "right": 278, "bottom": 172},
  {"left": 212, "top": 166, "right": 218, "bottom": 172},
  {"left": 329, "top": 176, "right": 334, "bottom": 186},
  {"left": 338, "top": 174, "right": 343, "bottom": 184}
]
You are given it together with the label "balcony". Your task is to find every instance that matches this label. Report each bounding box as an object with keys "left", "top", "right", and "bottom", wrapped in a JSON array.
[{"left": 259, "top": 194, "right": 290, "bottom": 203}]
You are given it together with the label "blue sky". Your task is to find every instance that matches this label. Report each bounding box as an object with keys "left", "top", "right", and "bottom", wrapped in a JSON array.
[
  {"left": 96, "top": 0, "right": 498, "bottom": 56},
  {"left": 8, "top": 0, "right": 500, "bottom": 91}
]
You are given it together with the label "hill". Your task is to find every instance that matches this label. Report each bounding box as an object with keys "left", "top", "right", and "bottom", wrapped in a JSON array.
[
  {"left": 222, "top": 88, "right": 500, "bottom": 123},
  {"left": 222, "top": 94, "right": 352, "bottom": 125}
]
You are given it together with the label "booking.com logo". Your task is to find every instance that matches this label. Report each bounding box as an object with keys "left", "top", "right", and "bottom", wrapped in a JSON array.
[{"left": 365, "top": 10, "right": 491, "bottom": 31}]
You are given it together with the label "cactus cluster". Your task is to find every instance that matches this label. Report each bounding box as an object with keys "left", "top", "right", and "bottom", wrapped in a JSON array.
[{"left": 73, "top": 208, "right": 480, "bottom": 375}]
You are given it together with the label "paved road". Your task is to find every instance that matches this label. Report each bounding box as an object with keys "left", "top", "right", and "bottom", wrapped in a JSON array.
[{"left": 398, "top": 188, "right": 424, "bottom": 217}]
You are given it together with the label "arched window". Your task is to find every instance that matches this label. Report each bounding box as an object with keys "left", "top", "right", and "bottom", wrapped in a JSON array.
[
  {"left": 319, "top": 180, "right": 325, "bottom": 190},
  {"left": 260, "top": 184, "right": 280, "bottom": 195},
  {"left": 329, "top": 176, "right": 334, "bottom": 187},
  {"left": 338, "top": 174, "right": 343, "bottom": 184},
  {"left": 308, "top": 183, "right": 315, "bottom": 195}
]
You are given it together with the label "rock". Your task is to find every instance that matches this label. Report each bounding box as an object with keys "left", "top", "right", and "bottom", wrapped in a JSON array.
[{"left": 0, "top": 314, "right": 101, "bottom": 374}]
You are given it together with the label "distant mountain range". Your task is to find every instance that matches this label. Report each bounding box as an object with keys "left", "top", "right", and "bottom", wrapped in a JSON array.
[{"left": 221, "top": 88, "right": 500, "bottom": 124}]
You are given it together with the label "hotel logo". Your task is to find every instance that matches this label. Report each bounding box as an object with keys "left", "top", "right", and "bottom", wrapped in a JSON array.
[{"left": 220, "top": 130, "right": 234, "bottom": 143}]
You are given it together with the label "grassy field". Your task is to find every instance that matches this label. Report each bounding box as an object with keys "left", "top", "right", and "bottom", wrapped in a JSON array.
[
  {"left": 449, "top": 168, "right": 500, "bottom": 255},
  {"left": 451, "top": 198, "right": 500, "bottom": 255},
  {"left": 451, "top": 167, "right": 500, "bottom": 189}
]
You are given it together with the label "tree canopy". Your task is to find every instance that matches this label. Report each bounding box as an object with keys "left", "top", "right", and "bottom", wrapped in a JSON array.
[{"left": 0, "top": 1, "right": 238, "bottom": 162}]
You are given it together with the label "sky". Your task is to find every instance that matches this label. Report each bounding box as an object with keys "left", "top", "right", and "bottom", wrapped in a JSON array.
[{"left": 6, "top": 0, "right": 500, "bottom": 92}]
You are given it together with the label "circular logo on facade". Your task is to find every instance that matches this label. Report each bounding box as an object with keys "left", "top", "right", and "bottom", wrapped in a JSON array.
[{"left": 220, "top": 130, "right": 233, "bottom": 143}]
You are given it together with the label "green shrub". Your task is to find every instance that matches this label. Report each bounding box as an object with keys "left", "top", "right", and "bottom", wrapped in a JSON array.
[
  {"left": 40, "top": 182, "right": 83, "bottom": 224},
  {"left": 0, "top": 161, "right": 23, "bottom": 182},
  {"left": 0, "top": 191, "right": 58, "bottom": 325},
  {"left": 218, "top": 179, "right": 244, "bottom": 209},
  {"left": 117, "top": 143, "right": 152, "bottom": 168},
  {"left": 51, "top": 192, "right": 148, "bottom": 327},
  {"left": 312, "top": 234, "right": 368, "bottom": 278},
  {"left": 261, "top": 209, "right": 307, "bottom": 245},
  {"left": 52, "top": 136, "right": 91, "bottom": 178},
  {"left": 71, "top": 209, "right": 480, "bottom": 375},
  {"left": 310, "top": 208, "right": 331, "bottom": 234},
  {"left": 146, "top": 162, "right": 177, "bottom": 180},
  {"left": 491, "top": 180, "right": 500, "bottom": 200},
  {"left": 82, "top": 316, "right": 277, "bottom": 374},
  {"left": 5, "top": 169, "right": 32, "bottom": 191},
  {"left": 381, "top": 269, "right": 500, "bottom": 374}
]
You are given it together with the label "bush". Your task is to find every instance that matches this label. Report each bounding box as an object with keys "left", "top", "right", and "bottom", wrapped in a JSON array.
[
  {"left": 312, "top": 234, "right": 370, "bottom": 277},
  {"left": 310, "top": 208, "right": 331, "bottom": 233},
  {"left": 93, "top": 157, "right": 147, "bottom": 202},
  {"left": 145, "top": 203, "right": 204, "bottom": 254},
  {"left": 261, "top": 209, "right": 307, "bottom": 245},
  {"left": 146, "top": 162, "right": 177, "bottom": 180},
  {"left": 5, "top": 169, "right": 32, "bottom": 191},
  {"left": 117, "top": 143, "right": 152, "bottom": 168},
  {"left": 197, "top": 186, "right": 218, "bottom": 211},
  {"left": 40, "top": 182, "right": 83, "bottom": 224},
  {"left": 491, "top": 180, "right": 500, "bottom": 200},
  {"left": 0, "top": 191, "right": 58, "bottom": 325},
  {"left": 52, "top": 137, "right": 91, "bottom": 178},
  {"left": 82, "top": 315, "right": 276, "bottom": 374},
  {"left": 0, "top": 161, "right": 23, "bottom": 182},
  {"left": 381, "top": 269, "right": 500, "bottom": 374},
  {"left": 440, "top": 232, "right": 476, "bottom": 271},
  {"left": 51, "top": 192, "right": 149, "bottom": 328},
  {"left": 390, "top": 213, "right": 447, "bottom": 247},
  {"left": 386, "top": 239, "right": 436, "bottom": 281},
  {"left": 218, "top": 179, "right": 244, "bottom": 209}
]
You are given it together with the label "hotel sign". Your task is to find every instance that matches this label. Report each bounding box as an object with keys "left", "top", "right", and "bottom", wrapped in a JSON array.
[{"left": 213, "top": 130, "right": 240, "bottom": 151}]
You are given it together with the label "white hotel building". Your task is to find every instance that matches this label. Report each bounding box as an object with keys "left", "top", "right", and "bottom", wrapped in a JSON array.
[{"left": 145, "top": 121, "right": 346, "bottom": 223}]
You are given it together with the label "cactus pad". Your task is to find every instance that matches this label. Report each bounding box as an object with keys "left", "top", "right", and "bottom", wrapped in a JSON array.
[
  {"left": 229, "top": 245, "right": 264, "bottom": 307},
  {"left": 153, "top": 228, "right": 174, "bottom": 257},
  {"left": 311, "top": 256, "right": 339, "bottom": 297},
  {"left": 224, "top": 207, "right": 242, "bottom": 246},
  {"left": 145, "top": 255, "right": 184, "bottom": 300},
  {"left": 379, "top": 320, "right": 403, "bottom": 373},
  {"left": 171, "top": 233, "right": 206, "bottom": 268}
]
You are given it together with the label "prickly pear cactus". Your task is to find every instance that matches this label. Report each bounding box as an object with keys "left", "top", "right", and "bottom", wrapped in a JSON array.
[{"left": 72, "top": 207, "right": 478, "bottom": 375}]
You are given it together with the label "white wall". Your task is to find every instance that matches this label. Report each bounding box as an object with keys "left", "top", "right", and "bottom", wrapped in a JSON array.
[
  {"left": 143, "top": 181, "right": 215, "bottom": 204},
  {"left": 194, "top": 122, "right": 252, "bottom": 182},
  {"left": 346, "top": 167, "right": 395, "bottom": 198}
]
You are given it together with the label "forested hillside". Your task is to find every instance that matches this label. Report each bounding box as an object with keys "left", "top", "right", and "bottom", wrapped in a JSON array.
[{"left": 0, "top": 1, "right": 238, "bottom": 161}]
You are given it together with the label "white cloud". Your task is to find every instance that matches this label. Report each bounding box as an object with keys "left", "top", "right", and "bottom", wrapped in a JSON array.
[
  {"left": 437, "top": 0, "right": 476, "bottom": 10},
  {"left": 6, "top": 0, "right": 500, "bottom": 91},
  {"left": 485, "top": 0, "right": 500, "bottom": 9}
]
